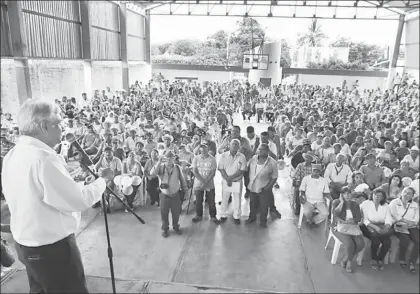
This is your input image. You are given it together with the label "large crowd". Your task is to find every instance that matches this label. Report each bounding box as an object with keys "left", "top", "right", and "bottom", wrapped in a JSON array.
[{"left": 1, "top": 74, "right": 419, "bottom": 275}]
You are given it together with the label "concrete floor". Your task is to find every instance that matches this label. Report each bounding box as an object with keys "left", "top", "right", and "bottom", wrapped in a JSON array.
[{"left": 1, "top": 115, "right": 419, "bottom": 293}]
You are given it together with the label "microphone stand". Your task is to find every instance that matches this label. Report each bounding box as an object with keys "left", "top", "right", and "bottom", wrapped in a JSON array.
[
  {"left": 67, "top": 131, "right": 146, "bottom": 294},
  {"left": 80, "top": 162, "right": 145, "bottom": 294}
]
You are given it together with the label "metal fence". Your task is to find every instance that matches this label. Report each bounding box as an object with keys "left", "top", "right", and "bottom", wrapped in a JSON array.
[
  {"left": 90, "top": 1, "right": 120, "bottom": 60},
  {"left": 21, "top": 0, "right": 82, "bottom": 58},
  {"left": 127, "top": 9, "right": 146, "bottom": 61},
  {"left": 0, "top": 0, "right": 147, "bottom": 61}
]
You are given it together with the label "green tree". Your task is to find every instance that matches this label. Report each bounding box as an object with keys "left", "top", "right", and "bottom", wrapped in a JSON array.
[
  {"left": 206, "top": 30, "right": 229, "bottom": 49},
  {"left": 330, "top": 37, "right": 385, "bottom": 67},
  {"left": 233, "top": 18, "right": 266, "bottom": 56},
  {"left": 172, "top": 39, "right": 198, "bottom": 56},
  {"left": 297, "top": 19, "right": 326, "bottom": 47},
  {"left": 280, "top": 39, "right": 292, "bottom": 68},
  {"left": 157, "top": 43, "right": 172, "bottom": 55}
]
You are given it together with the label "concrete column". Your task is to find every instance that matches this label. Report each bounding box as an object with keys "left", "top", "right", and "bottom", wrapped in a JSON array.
[
  {"left": 145, "top": 10, "right": 151, "bottom": 64},
  {"left": 7, "top": 1, "right": 32, "bottom": 103},
  {"left": 80, "top": 0, "right": 93, "bottom": 96},
  {"left": 386, "top": 14, "right": 405, "bottom": 90},
  {"left": 119, "top": 3, "right": 129, "bottom": 92}
]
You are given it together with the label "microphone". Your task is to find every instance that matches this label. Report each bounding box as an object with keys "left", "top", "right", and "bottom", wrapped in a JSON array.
[{"left": 65, "top": 133, "right": 93, "bottom": 166}]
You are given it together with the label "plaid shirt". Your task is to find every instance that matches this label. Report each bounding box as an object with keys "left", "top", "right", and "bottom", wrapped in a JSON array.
[{"left": 295, "top": 162, "right": 313, "bottom": 183}]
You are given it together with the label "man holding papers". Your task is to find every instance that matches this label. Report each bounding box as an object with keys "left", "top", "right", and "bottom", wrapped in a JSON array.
[{"left": 218, "top": 139, "right": 247, "bottom": 224}]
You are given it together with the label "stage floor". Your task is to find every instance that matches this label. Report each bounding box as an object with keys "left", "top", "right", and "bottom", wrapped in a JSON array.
[{"left": 1, "top": 115, "right": 419, "bottom": 293}]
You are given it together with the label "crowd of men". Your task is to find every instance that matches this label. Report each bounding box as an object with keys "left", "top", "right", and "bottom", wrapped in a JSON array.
[{"left": 1, "top": 75, "right": 419, "bottom": 243}]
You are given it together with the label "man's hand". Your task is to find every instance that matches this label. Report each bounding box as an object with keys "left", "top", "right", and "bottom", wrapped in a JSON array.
[
  {"left": 227, "top": 181, "right": 232, "bottom": 187},
  {"left": 300, "top": 194, "right": 306, "bottom": 204}
]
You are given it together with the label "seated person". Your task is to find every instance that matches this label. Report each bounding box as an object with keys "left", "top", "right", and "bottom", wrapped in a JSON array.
[
  {"left": 389, "top": 187, "right": 419, "bottom": 274},
  {"left": 299, "top": 164, "right": 330, "bottom": 228},
  {"left": 348, "top": 171, "right": 369, "bottom": 205},
  {"left": 378, "top": 174, "right": 403, "bottom": 203},
  {"left": 332, "top": 186, "right": 365, "bottom": 273},
  {"left": 360, "top": 188, "right": 394, "bottom": 271}
]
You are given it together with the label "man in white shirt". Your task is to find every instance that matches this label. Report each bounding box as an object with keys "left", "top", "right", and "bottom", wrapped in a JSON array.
[
  {"left": 324, "top": 153, "right": 352, "bottom": 199},
  {"left": 218, "top": 139, "right": 247, "bottom": 224},
  {"left": 78, "top": 92, "right": 90, "bottom": 109},
  {"left": 299, "top": 164, "right": 330, "bottom": 228},
  {"left": 1, "top": 100, "right": 108, "bottom": 293}
]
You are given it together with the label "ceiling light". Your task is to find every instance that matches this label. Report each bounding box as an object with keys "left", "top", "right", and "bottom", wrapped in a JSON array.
[
  {"left": 245, "top": 12, "right": 249, "bottom": 17},
  {"left": 303, "top": 1, "right": 306, "bottom": 6},
  {"left": 328, "top": 1, "right": 332, "bottom": 6},
  {"left": 268, "top": 12, "right": 273, "bottom": 17}
]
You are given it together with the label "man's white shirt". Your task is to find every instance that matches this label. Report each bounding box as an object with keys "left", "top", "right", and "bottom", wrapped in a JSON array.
[{"left": 1, "top": 136, "right": 106, "bottom": 246}]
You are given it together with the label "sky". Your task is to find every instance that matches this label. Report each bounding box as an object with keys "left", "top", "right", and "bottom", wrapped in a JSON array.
[{"left": 151, "top": 15, "right": 399, "bottom": 47}]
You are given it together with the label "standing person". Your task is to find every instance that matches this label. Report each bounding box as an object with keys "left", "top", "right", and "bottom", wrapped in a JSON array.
[
  {"left": 191, "top": 143, "right": 219, "bottom": 224},
  {"left": 144, "top": 149, "right": 160, "bottom": 206},
  {"left": 1, "top": 100, "right": 108, "bottom": 293},
  {"left": 218, "top": 139, "right": 247, "bottom": 224},
  {"left": 245, "top": 143, "right": 278, "bottom": 228},
  {"left": 150, "top": 151, "right": 188, "bottom": 238}
]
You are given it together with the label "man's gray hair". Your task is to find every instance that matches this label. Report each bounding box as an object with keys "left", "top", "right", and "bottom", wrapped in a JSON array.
[
  {"left": 17, "top": 100, "right": 61, "bottom": 136},
  {"left": 230, "top": 138, "right": 240, "bottom": 145}
]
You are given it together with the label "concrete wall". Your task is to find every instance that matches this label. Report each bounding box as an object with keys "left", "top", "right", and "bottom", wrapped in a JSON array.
[
  {"left": 0, "top": 59, "right": 152, "bottom": 115},
  {"left": 129, "top": 62, "right": 152, "bottom": 85},
  {"left": 283, "top": 68, "right": 388, "bottom": 91},
  {"left": 0, "top": 59, "right": 20, "bottom": 115},
  {"left": 298, "top": 74, "right": 386, "bottom": 91},
  {"left": 29, "top": 60, "right": 85, "bottom": 101},
  {"left": 153, "top": 68, "right": 230, "bottom": 82},
  {"left": 91, "top": 61, "right": 122, "bottom": 92}
]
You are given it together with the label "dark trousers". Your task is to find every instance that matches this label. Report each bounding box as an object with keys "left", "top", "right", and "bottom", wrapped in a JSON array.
[
  {"left": 242, "top": 111, "right": 252, "bottom": 120},
  {"left": 249, "top": 190, "right": 270, "bottom": 225},
  {"left": 160, "top": 192, "right": 181, "bottom": 231},
  {"left": 147, "top": 177, "right": 160, "bottom": 204},
  {"left": 243, "top": 169, "right": 250, "bottom": 196},
  {"left": 265, "top": 112, "right": 274, "bottom": 123},
  {"left": 395, "top": 228, "right": 419, "bottom": 264},
  {"left": 257, "top": 109, "right": 264, "bottom": 123},
  {"left": 195, "top": 189, "right": 216, "bottom": 218},
  {"left": 15, "top": 234, "right": 88, "bottom": 293},
  {"left": 124, "top": 184, "right": 140, "bottom": 208},
  {"left": 360, "top": 225, "right": 391, "bottom": 261}
]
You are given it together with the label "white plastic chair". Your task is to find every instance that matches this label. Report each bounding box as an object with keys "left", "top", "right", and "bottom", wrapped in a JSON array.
[
  {"left": 324, "top": 208, "right": 366, "bottom": 265},
  {"left": 298, "top": 197, "right": 330, "bottom": 232}
]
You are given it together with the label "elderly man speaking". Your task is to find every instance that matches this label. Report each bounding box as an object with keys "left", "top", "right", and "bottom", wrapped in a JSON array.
[{"left": 1, "top": 100, "right": 108, "bottom": 293}]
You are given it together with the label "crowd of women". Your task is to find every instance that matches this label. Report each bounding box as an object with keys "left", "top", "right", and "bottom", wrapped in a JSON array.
[{"left": 0, "top": 75, "right": 419, "bottom": 274}]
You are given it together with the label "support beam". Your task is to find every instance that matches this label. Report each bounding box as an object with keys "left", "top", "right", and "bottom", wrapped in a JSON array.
[
  {"left": 119, "top": 2, "right": 130, "bottom": 92},
  {"left": 80, "top": 0, "right": 93, "bottom": 96},
  {"left": 7, "top": 1, "right": 32, "bottom": 103},
  {"left": 145, "top": 10, "right": 152, "bottom": 64},
  {"left": 386, "top": 14, "right": 405, "bottom": 90}
]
